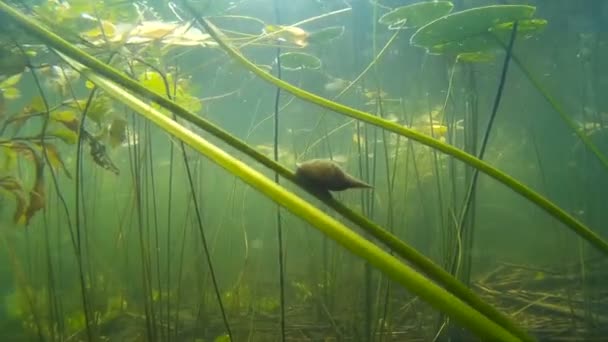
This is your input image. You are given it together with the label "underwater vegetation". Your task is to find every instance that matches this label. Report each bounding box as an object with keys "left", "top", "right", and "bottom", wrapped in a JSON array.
[{"left": 0, "top": 0, "right": 607, "bottom": 341}]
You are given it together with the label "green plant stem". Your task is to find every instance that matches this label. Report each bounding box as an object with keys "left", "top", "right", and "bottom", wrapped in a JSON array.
[
  {"left": 77, "top": 61, "right": 522, "bottom": 342},
  {"left": 0, "top": 3, "right": 537, "bottom": 339},
  {"left": 509, "top": 51, "right": 608, "bottom": 172},
  {"left": 189, "top": 14, "right": 608, "bottom": 258},
  {"left": 273, "top": 1, "right": 287, "bottom": 341}
]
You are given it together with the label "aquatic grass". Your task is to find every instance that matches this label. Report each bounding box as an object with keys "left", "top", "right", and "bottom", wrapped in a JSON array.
[
  {"left": 0, "top": 0, "right": 515, "bottom": 312},
  {"left": 76, "top": 59, "right": 523, "bottom": 342},
  {"left": 0, "top": 2, "right": 581, "bottom": 340},
  {"left": 17, "top": 44, "right": 96, "bottom": 340},
  {"left": 191, "top": 14, "right": 608, "bottom": 258},
  {"left": 301, "top": 16, "right": 405, "bottom": 159},
  {"left": 505, "top": 48, "right": 608, "bottom": 173},
  {"left": 272, "top": 1, "right": 287, "bottom": 340}
]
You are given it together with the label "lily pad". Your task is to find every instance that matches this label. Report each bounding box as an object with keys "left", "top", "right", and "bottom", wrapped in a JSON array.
[
  {"left": 264, "top": 25, "right": 309, "bottom": 47},
  {"left": 309, "top": 26, "right": 345, "bottom": 44},
  {"left": 379, "top": 1, "right": 454, "bottom": 30},
  {"left": 490, "top": 18, "right": 548, "bottom": 36},
  {"left": 457, "top": 51, "right": 495, "bottom": 63},
  {"left": 278, "top": 52, "right": 321, "bottom": 71},
  {"left": 410, "top": 5, "right": 536, "bottom": 53}
]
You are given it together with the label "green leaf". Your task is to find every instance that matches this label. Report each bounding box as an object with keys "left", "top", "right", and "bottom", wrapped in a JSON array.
[
  {"left": 0, "top": 72, "right": 22, "bottom": 87},
  {"left": 81, "top": 65, "right": 525, "bottom": 342},
  {"left": 308, "top": 26, "right": 345, "bottom": 44},
  {"left": 379, "top": 1, "right": 454, "bottom": 29},
  {"left": 213, "top": 334, "right": 230, "bottom": 342},
  {"left": 410, "top": 5, "right": 536, "bottom": 53},
  {"left": 48, "top": 128, "right": 78, "bottom": 145},
  {"left": 2, "top": 87, "right": 20, "bottom": 100},
  {"left": 457, "top": 51, "right": 495, "bottom": 63},
  {"left": 279, "top": 52, "right": 321, "bottom": 71}
]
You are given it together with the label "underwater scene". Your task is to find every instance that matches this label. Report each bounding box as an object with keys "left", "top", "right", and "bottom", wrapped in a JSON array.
[{"left": 0, "top": 0, "right": 607, "bottom": 341}]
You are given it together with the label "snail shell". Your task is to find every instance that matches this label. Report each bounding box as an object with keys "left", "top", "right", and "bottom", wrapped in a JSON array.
[{"left": 295, "top": 159, "right": 372, "bottom": 192}]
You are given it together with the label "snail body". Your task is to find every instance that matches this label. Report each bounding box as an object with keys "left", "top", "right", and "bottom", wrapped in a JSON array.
[{"left": 295, "top": 159, "right": 372, "bottom": 192}]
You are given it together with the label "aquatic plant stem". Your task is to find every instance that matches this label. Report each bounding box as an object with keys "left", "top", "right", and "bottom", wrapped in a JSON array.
[
  {"left": 452, "top": 23, "right": 518, "bottom": 288},
  {"left": 273, "top": 1, "right": 287, "bottom": 340},
  {"left": 456, "top": 22, "right": 518, "bottom": 240},
  {"left": 155, "top": 67, "right": 234, "bottom": 339},
  {"left": 21, "top": 47, "right": 95, "bottom": 340},
  {"left": 189, "top": 15, "right": 608, "bottom": 257},
  {"left": 0, "top": 2, "right": 581, "bottom": 339},
  {"left": 79, "top": 63, "right": 522, "bottom": 342},
  {"left": 509, "top": 51, "right": 608, "bottom": 173},
  {"left": 17, "top": 8, "right": 531, "bottom": 341}
]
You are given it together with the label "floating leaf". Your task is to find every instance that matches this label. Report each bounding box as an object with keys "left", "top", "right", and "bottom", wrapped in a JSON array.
[
  {"left": 278, "top": 52, "right": 321, "bottom": 71},
  {"left": 457, "top": 51, "right": 495, "bottom": 63},
  {"left": 124, "top": 21, "right": 218, "bottom": 47},
  {"left": 410, "top": 5, "right": 536, "bottom": 54},
  {"left": 264, "top": 25, "right": 309, "bottom": 47},
  {"left": 2, "top": 87, "right": 20, "bottom": 100},
  {"left": 379, "top": 1, "right": 454, "bottom": 29},
  {"left": 308, "top": 26, "right": 345, "bottom": 44},
  {"left": 490, "top": 18, "right": 548, "bottom": 36}
]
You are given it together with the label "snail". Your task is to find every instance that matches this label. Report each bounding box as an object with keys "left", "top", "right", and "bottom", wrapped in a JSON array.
[{"left": 295, "top": 159, "right": 372, "bottom": 192}]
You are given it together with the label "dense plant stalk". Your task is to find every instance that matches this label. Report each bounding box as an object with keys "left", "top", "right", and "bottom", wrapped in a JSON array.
[
  {"left": 78, "top": 61, "right": 522, "bottom": 342},
  {"left": 189, "top": 14, "right": 608, "bottom": 258}
]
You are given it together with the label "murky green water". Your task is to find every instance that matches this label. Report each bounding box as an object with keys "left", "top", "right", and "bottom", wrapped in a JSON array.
[{"left": 0, "top": 0, "right": 607, "bottom": 341}]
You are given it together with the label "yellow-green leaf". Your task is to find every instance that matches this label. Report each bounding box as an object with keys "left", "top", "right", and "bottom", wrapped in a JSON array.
[
  {"left": 2, "top": 87, "right": 21, "bottom": 100},
  {"left": 0, "top": 73, "right": 22, "bottom": 88},
  {"left": 49, "top": 128, "right": 78, "bottom": 145}
]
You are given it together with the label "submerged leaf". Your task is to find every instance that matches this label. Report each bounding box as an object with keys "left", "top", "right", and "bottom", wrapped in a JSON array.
[
  {"left": 2, "top": 87, "right": 20, "bottom": 100},
  {"left": 379, "top": 1, "right": 454, "bottom": 29},
  {"left": 48, "top": 128, "right": 78, "bottom": 145},
  {"left": 81, "top": 19, "right": 118, "bottom": 40},
  {"left": 0, "top": 73, "right": 22, "bottom": 88},
  {"left": 33, "top": 143, "right": 72, "bottom": 179},
  {"left": 22, "top": 154, "right": 45, "bottom": 225},
  {"left": 213, "top": 334, "right": 231, "bottom": 342},
  {"left": 108, "top": 118, "right": 128, "bottom": 148},
  {"left": 1, "top": 145, "right": 17, "bottom": 171},
  {"left": 51, "top": 110, "right": 80, "bottom": 132},
  {"left": 0, "top": 176, "right": 28, "bottom": 224},
  {"left": 278, "top": 52, "right": 321, "bottom": 71}
]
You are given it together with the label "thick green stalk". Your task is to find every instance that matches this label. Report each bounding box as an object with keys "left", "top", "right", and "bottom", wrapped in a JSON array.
[
  {"left": 0, "top": 3, "right": 546, "bottom": 339},
  {"left": 191, "top": 16, "right": 608, "bottom": 258},
  {"left": 77, "top": 62, "right": 521, "bottom": 342}
]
